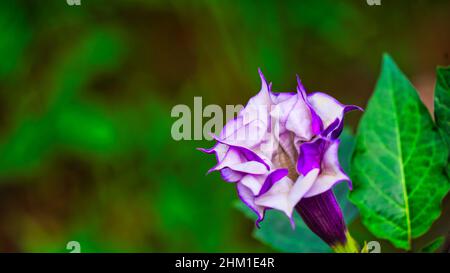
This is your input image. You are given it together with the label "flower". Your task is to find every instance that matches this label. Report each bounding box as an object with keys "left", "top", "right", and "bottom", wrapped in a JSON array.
[{"left": 199, "top": 69, "right": 362, "bottom": 250}]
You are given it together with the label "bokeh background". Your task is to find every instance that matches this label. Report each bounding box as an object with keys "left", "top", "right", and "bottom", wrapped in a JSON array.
[{"left": 0, "top": 0, "right": 449, "bottom": 252}]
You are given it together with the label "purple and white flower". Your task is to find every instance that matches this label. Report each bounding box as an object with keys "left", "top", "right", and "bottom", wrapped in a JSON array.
[{"left": 199, "top": 69, "right": 362, "bottom": 249}]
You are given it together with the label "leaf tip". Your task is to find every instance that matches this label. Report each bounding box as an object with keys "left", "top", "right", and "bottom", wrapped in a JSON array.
[{"left": 381, "top": 53, "right": 396, "bottom": 69}]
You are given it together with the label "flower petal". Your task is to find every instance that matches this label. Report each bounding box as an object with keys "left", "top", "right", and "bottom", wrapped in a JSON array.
[
  {"left": 287, "top": 168, "right": 320, "bottom": 210},
  {"left": 308, "top": 92, "right": 345, "bottom": 129},
  {"left": 197, "top": 142, "right": 229, "bottom": 163},
  {"left": 209, "top": 147, "right": 268, "bottom": 175},
  {"left": 220, "top": 117, "right": 268, "bottom": 148},
  {"left": 297, "top": 76, "right": 323, "bottom": 135},
  {"left": 255, "top": 168, "right": 319, "bottom": 219},
  {"left": 220, "top": 168, "right": 244, "bottom": 182},
  {"left": 304, "top": 140, "right": 351, "bottom": 197},
  {"left": 237, "top": 182, "right": 265, "bottom": 227},
  {"left": 241, "top": 174, "right": 265, "bottom": 195},
  {"left": 297, "top": 138, "right": 326, "bottom": 176},
  {"left": 229, "top": 161, "right": 268, "bottom": 174},
  {"left": 218, "top": 70, "right": 274, "bottom": 147},
  {"left": 308, "top": 92, "right": 362, "bottom": 138},
  {"left": 257, "top": 168, "right": 289, "bottom": 197},
  {"left": 285, "top": 98, "right": 315, "bottom": 141},
  {"left": 254, "top": 176, "right": 293, "bottom": 217},
  {"left": 212, "top": 136, "right": 271, "bottom": 170}
]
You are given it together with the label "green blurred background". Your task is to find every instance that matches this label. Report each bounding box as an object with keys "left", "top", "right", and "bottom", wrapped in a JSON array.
[{"left": 0, "top": 0, "right": 449, "bottom": 252}]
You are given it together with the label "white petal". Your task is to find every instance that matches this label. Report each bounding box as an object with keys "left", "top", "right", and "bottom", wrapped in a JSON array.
[
  {"left": 308, "top": 92, "right": 345, "bottom": 129},
  {"left": 240, "top": 175, "right": 264, "bottom": 195},
  {"left": 237, "top": 182, "right": 265, "bottom": 221},
  {"left": 285, "top": 95, "right": 314, "bottom": 141},
  {"left": 220, "top": 168, "right": 244, "bottom": 182},
  {"left": 255, "top": 177, "right": 293, "bottom": 217},
  {"left": 288, "top": 168, "right": 320, "bottom": 205},
  {"left": 229, "top": 161, "right": 268, "bottom": 175}
]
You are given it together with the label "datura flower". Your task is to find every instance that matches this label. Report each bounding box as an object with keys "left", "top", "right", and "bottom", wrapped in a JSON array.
[{"left": 199, "top": 70, "right": 362, "bottom": 252}]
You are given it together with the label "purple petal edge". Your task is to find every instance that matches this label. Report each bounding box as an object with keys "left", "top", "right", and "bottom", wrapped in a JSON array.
[
  {"left": 257, "top": 168, "right": 289, "bottom": 197},
  {"left": 258, "top": 68, "right": 271, "bottom": 93},
  {"left": 330, "top": 105, "right": 363, "bottom": 139},
  {"left": 237, "top": 183, "right": 265, "bottom": 228},
  {"left": 296, "top": 76, "right": 323, "bottom": 135},
  {"left": 212, "top": 135, "right": 270, "bottom": 171}
]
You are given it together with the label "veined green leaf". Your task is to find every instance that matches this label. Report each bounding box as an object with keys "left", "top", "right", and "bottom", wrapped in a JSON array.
[
  {"left": 434, "top": 67, "right": 450, "bottom": 150},
  {"left": 350, "top": 55, "right": 450, "bottom": 250}
]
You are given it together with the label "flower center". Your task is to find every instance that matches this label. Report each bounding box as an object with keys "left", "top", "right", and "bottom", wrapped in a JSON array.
[{"left": 273, "top": 142, "right": 299, "bottom": 181}]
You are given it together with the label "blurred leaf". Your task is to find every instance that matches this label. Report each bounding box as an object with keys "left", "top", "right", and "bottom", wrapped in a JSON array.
[
  {"left": 0, "top": 1, "right": 30, "bottom": 78},
  {"left": 236, "top": 127, "right": 357, "bottom": 253},
  {"left": 53, "top": 103, "right": 119, "bottom": 153},
  {"left": 420, "top": 236, "right": 445, "bottom": 253},
  {"left": 434, "top": 67, "right": 450, "bottom": 150},
  {"left": 0, "top": 30, "right": 124, "bottom": 176},
  {"left": 284, "top": 0, "right": 369, "bottom": 56},
  {"left": 336, "top": 128, "right": 359, "bottom": 221},
  {"left": 350, "top": 55, "right": 450, "bottom": 250},
  {"left": 339, "top": 128, "right": 356, "bottom": 175},
  {"left": 52, "top": 29, "right": 125, "bottom": 103},
  {"left": 0, "top": 118, "right": 53, "bottom": 174}
]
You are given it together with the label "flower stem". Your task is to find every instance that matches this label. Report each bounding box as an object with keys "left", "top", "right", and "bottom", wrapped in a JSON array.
[{"left": 331, "top": 232, "right": 360, "bottom": 253}]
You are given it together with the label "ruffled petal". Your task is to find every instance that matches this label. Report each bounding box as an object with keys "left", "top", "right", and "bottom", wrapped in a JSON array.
[
  {"left": 304, "top": 140, "right": 351, "bottom": 198},
  {"left": 257, "top": 168, "right": 289, "bottom": 197},
  {"left": 241, "top": 174, "right": 265, "bottom": 195},
  {"left": 220, "top": 117, "right": 267, "bottom": 148},
  {"left": 237, "top": 182, "right": 265, "bottom": 227},
  {"left": 297, "top": 138, "right": 326, "bottom": 176},
  {"left": 270, "top": 92, "right": 296, "bottom": 104},
  {"left": 270, "top": 94, "right": 297, "bottom": 126},
  {"left": 207, "top": 147, "right": 242, "bottom": 173},
  {"left": 287, "top": 168, "right": 320, "bottom": 210},
  {"left": 197, "top": 142, "right": 229, "bottom": 163},
  {"left": 209, "top": 148, "right": 268, "bottom": 175},
  {"left": 254, "top": 176, "right": 293, "bottom": 217},
  {"left": 285, "top": 96, "right": 315, "bottom": 141},
  {"left": 218, "top": 69, "right": 274, "bottom": 147},
  {"left": 228, "top": 161, "right": 268, "bottom": 174},
  {"left": 307, "top": 92, "right": 345, "bottom": 129},
  {"left": 308, "top": 92, "right": 362, "bottom": 139},
  {"left": 297, "top": 76, "right": 323, "bottom": 135},
  {"left": 212, "top": 136, "right": 271, "bottom": 170},
  {"left": 220, "top": 168, "right": 244, "bottom": 182},
  {"left": 255, "top": 168, "right": 319, "bottom": 219}
]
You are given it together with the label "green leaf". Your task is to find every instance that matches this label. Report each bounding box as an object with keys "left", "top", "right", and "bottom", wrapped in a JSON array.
[
  {"left": 434, "top": 67, "right": 450, "bottom": 150},
  {"left": 236, "top": 128, "right": 358, "bottom": 253},
  {"left": 350, "top": 54, "right": 450, "bottom": 250},
  {"left": 0, "top": 1, "right": 31, "bottom": 78},
  {"left": 420, "top": 236, "right": 445, "bottom": 253}
]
